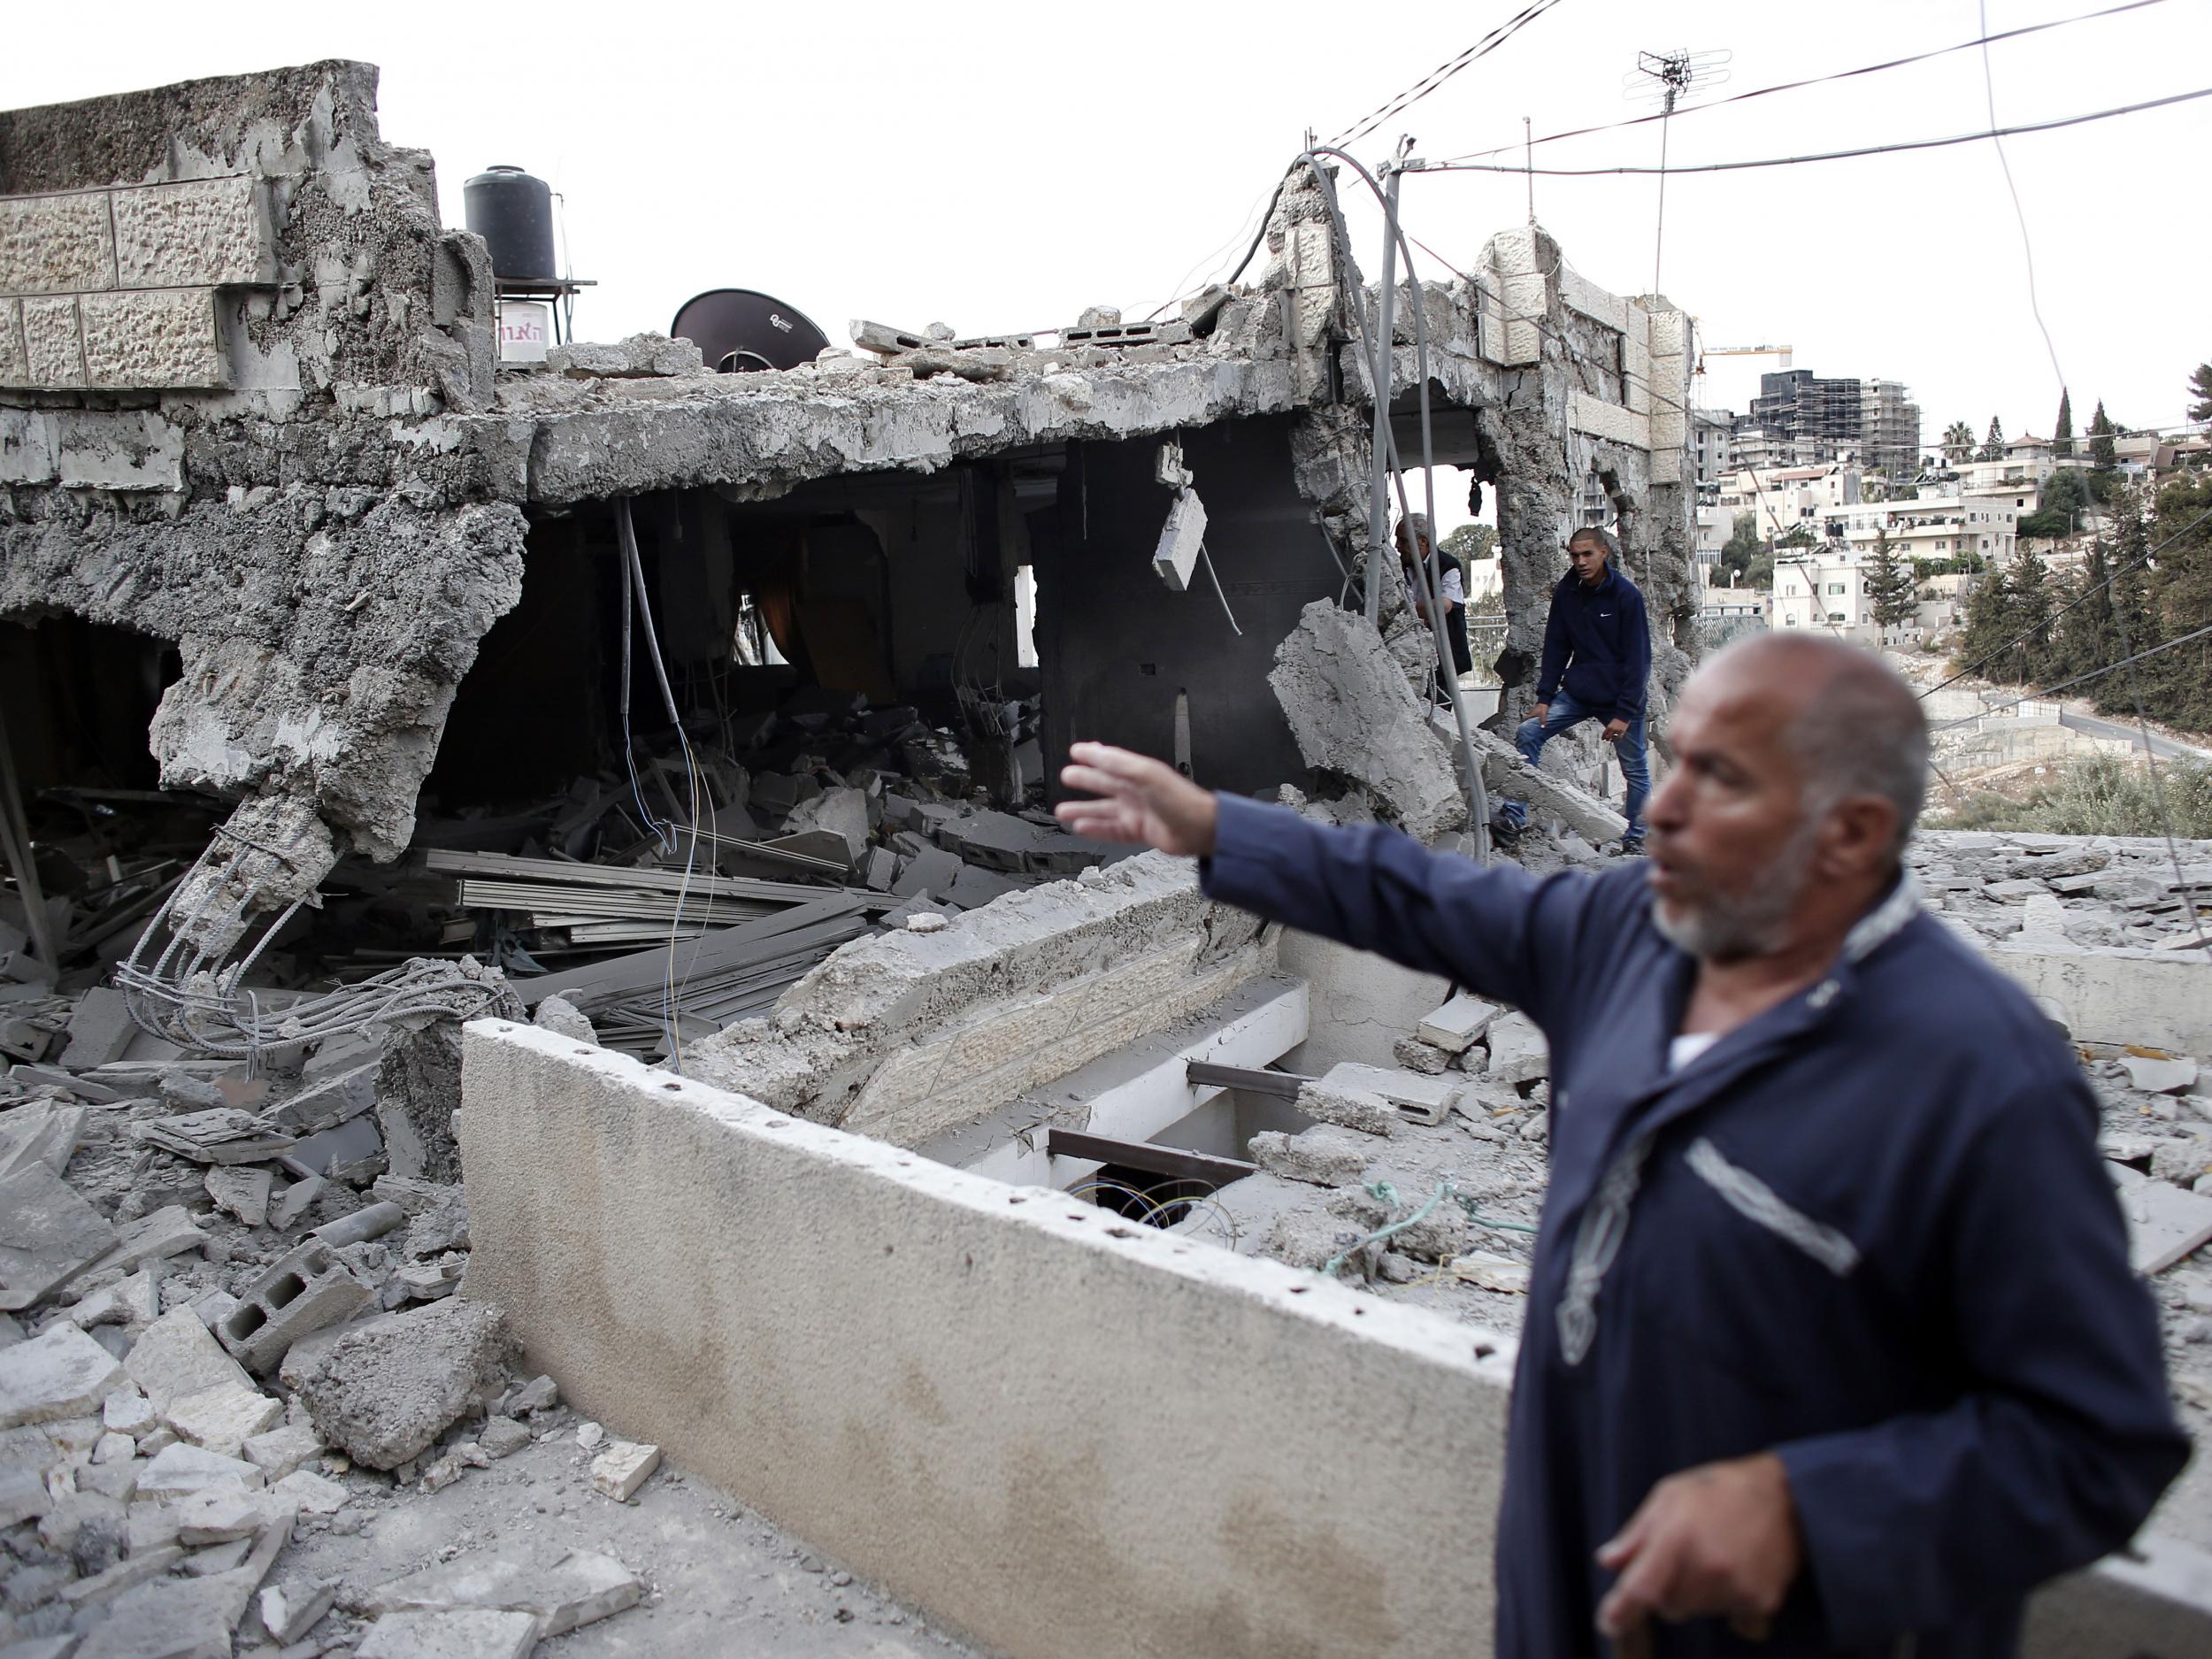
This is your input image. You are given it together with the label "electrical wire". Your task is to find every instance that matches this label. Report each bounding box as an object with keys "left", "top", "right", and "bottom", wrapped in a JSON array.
[
  {"left": 1440, "top": 0, "right": 2174, "bottom": 164},
  {"left": 1194, "top": 542, "right": 1243, "bottom": 636},
  {"left": 1960, "top": 4, "right": 2204, "bottom": 949},
  {"left": 1330, "top": 0, "right": 1570, "bottom": 148},
  {"left": 615, "top": 497, "right": 711, "bottom": 1068},
  {"left": 1916, "top": 503, "right": 2212, "bottom": 702},
  {"left": 1930, "top": 619, "right": 2212, "bottom": 727},
  {"left": 1296, "top": 147, "right": 1492, "bottom": 849},
  {"left": 1415, "top": 86, "right": 2212, "bottom": 176}
]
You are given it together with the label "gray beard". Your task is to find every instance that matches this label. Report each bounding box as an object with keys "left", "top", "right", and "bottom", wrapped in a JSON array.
[{"left": 1649, "top": 816, "right": 1823, "bottom": 963}]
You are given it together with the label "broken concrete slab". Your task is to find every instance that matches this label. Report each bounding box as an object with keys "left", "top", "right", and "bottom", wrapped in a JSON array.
[
  {"left": 939, "top": 811, "right": 1117, "bottom": 876},
  {"left": 589, "top": 1440, "right": 660, "bottom": 1502},
  {"left": 0, "top": 1100, "right": 87, "bottom": 1180},
  {"left": 259, "top": 1576, "right": 339, "bottom": 1645},
  {"left": 1463, "top": 723, "right": 1629, "bottom": 846},
  {"left": 1291, "top": 1080, "right": 1397, "bottom": 1137},
  {"left": 1391, "top": 1036, "right": 1450, "bottom": 1076},
  {"left": 783, "top": 787, "right": 869, "bottom": 865},
  {"left": 0, "top": 1322, "right": 124, "bottom": 1428},
  {"left": 58, "top": 987, "right": 135, "bottom": 1071},
  {"left": 2124, "top": 1052, "right": 2200, "bottom": 1095},
  {"left": 165, "top": 1382, "right": 281, "bottom": 1457},
  {"left": 203, "top": 1165, "right": 273, "bottom": 1227},
  {"left": 889, "top": 844, "right": 962, "bottom": 901},
  {"left": 88, "top": 1206, "right": 207, "bottom": 1278},
  {"left": 136, "top": 1110, "right": 295, "bottom": 1166},
  {"left": 1269, "top": 600, "right": 1464, "bottom": 841},
  {"left": 172, "top": 1485, "right": 296, "bottom": 1544},
  {"left": 368, "top": 1545, "right": 642, "bottom": 1637},
  {"left": 1484, "top": 1010, "right": 1549, "bottom": 1085},
  {"left": 265, "top": 1175, "right": 324, "bottom": 1232},
  {"left": 281, "top": 1113, "right": 384, "bottom": 1184},
  {"left": 126, "top": 1310, "right": 257, "bottom": 1416},
  {"left": 1248, "top": 1125, "right": 1373, "bottom": 1187},
  {"left": 355, "top": 1607, "right": 541, "bottom": 1659},
  {"left": 2111, "top": 1164, "right": 2212, "bottom": 1275},
  {"left": 288, "top": 1299, "right": 515, "bottom": 1470},
  {"left": 0, "top": 1161, "right": 119, "bottom": 1310},
  {"left": 1417, "top": 993, "right": 1497, "bottom": 1055},
  {"left": 132, "top": 1440, "right": 265, "bottom": 1502},
  {"left": 265, "top": 1062, "right": 377, "bottom": 1136},
  {"left": 64, "top": 1271, "right": 159, "bottom": 1335},
  {"left": 240, "top": 1417, "right": 322, "bottom": 1482}
]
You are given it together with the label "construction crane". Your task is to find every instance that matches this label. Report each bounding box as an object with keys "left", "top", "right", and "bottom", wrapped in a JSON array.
[{"left": 1696, "top": 342, "right": 1793, "bottom": 375}]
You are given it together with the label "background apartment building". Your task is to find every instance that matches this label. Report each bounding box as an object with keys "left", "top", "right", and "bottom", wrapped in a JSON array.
[{"left": 1734, "top": 369, "right": 1922, "bottom": 474}]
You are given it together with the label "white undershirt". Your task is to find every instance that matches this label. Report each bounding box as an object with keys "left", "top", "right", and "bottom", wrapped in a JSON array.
[{"left": 1669, "top": 1032, "right": 1721, "bottom": 1072}]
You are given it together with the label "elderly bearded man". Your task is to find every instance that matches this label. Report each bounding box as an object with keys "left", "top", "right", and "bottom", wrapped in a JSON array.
[{"left": 1055, "top": 634, "right": 2185, "bottom": 1657}]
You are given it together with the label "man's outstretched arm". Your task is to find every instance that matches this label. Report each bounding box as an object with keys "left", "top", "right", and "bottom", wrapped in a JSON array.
[{"left": 1056, "top": 742, "right": 1601, "bottom": 1019}]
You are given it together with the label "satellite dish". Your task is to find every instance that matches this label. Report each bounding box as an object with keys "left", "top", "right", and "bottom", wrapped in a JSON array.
[{"left": 670, "top": 288, "right": 832, "bottom": 374}]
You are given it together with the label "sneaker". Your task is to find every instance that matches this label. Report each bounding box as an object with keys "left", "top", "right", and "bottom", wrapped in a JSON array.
[{"left": 1613, "top": 836, "right": 1646, "bottom": 858}]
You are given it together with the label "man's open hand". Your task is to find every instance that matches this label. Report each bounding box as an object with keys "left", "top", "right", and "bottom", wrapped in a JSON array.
[
  {"left": 1055, "top": 742, "right": 1219, "bottom": 857},
  {"left": 1594, "top": 1453, "right": 1802, "bottom": 1645}
]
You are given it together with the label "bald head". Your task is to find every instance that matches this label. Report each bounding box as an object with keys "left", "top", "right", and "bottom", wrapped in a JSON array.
[{"left": 1700, "top": 634, "right": 1929, "bottom": 854}]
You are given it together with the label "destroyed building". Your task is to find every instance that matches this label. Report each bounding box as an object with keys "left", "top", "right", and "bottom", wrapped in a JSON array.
[{"left": 3, "top": 58, "right": 2209, "bottom": 1659}]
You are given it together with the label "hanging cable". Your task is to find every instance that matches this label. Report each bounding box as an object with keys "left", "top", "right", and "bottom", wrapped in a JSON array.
[
  {"left": 1967, "top": 4, "right": 2204, "bottom": 948},
  {"left": 1414, "top": 87, "right": 2212, "bottom": 175},
  {"left": 1194, "top": 542, "right": 1243, "bottom": 636},
  {"left": 1330, "top": 0, "right": 1570, "bottom": 148},
  {"left": 1440, "top": 0, "right": 2173, "bottom": 164}
]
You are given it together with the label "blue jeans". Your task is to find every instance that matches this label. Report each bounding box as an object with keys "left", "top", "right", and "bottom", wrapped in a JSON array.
[{"left": 1503, "top": 690, "right": 1649, "bottom": 841}]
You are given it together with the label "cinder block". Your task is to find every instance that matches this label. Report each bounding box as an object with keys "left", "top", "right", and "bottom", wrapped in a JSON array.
[
  {"left": 81, "top": 288, "right": 225, "bottom": 389},
  {"left": 51, "top": 411, "right": 183, "bottom": 491},
  {"left": 0, "top": 191, "right": 116, "bottom": 294},
  {"left": 111, "top": 178, "right": 273, "bottom": 289},
  {"left": 216, "top": 1239, "right": 369, "bottom": 1375},
  {"left": 21, "top": 295, "right": 86, "bottom": 387},
  {"left": 1650, "top": 450, "right": 1684, "bottom": 486},
  {"left": 0, "top": 408, "right": 55, "bottom": 484}
]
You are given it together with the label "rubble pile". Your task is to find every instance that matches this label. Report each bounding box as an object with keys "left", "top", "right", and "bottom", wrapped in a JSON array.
[
  {"left": 1909, "top": 829, "right": 2212, "bottom": 953},
  {"left": 0, "top": 1065, "right": 680, "bottom": 1653}
]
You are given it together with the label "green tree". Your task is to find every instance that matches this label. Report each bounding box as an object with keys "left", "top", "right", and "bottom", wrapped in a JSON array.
[
  {"left": 1978, "top": 416, "right": 2006, "bottom": 463},
  {"left": 1955, "top": 567, "right": 2018, "bottom": 683},
  {"left": 2053, "top": 388, "right": 2073, "bottom": 457},
  {"left": 2139, "top": 474, "right": 2212, "bottom": 730},
  {"left": 1941, "top": 420, "right": 1976, "bottom": 465},
  {"left": 2089, "top": 400, "right": 2117, "bottom": 470},
  {"left": 2018, "top": 467, "right": 2089, "bottom": 540},
  {"left": 1440, "top": 523, "right": 1497, "bottom": 562},
  {"left": 2054, "top": 536, "right": 2116, "bottom": 683},
  {"left": 2008, "top": 547, "right": 2058, "bottom": 680},
  {"left": 1717, "top": 511, "right": 1763, "bottom": 582},
  {"left": 1866, "top": 528, "right": 1918, "bottom": 635},
  {"left": 2188, "top": 362, "right": 2212, "bottom": 426},
  {"left": 1776, "top": 524, "right": 1816, "bottom": 549}
]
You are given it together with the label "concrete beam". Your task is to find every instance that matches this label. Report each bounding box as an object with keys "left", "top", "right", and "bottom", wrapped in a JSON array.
[{"left": 459, "top": 1021, "right": 1517, "bottom": 1659}]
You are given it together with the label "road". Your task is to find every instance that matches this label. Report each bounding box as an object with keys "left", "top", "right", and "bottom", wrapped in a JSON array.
[{"left": 2058, "top": 708, "right": 2212, "bottom": 764}]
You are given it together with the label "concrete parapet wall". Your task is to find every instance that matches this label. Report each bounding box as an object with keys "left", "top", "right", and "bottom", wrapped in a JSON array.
[{"left": 459, "top": 1021, "right": 1517, "bottom": 1659}]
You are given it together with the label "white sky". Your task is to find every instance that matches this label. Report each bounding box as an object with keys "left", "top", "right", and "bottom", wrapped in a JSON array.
[{"left": 9, "top": 0, "right": 2209, "bottom": 482}]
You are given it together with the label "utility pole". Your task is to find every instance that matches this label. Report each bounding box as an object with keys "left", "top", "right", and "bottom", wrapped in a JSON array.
[
  {"left": 1629, "top": 49, "right": 1729, "bottom": 296},
  {"left": 1364, "top": 158, "right": 1402, "bottom": 626},
  {"left": 1523, "top": 116, "right": 1534, "bottom": 224}
]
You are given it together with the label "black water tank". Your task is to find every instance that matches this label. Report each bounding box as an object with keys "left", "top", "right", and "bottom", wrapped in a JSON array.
[{"left": 464, "top": 165, "right": 556, "bottom": 281}]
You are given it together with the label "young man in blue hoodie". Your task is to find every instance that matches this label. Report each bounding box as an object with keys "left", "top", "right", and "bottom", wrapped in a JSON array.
[{"left": 1508, "top": 525, "right": 1653, "bottom": 853}]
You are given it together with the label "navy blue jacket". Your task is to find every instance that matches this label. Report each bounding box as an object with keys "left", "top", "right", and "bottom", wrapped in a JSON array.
[
  {"left": 1202, "top": 794, "right": 2185, "bottom": 1659},
  {"left": 1538, "top": 565, "right": 1652, "bottom": 723}
]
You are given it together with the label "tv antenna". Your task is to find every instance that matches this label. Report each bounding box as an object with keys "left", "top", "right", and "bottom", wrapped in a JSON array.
[{"left": 1626, "top": 48, "right": 1731, "bottom": 296}]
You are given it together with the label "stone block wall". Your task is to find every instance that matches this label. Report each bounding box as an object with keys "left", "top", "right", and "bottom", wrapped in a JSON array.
[
  {"left": 0, "top": 175, "right": 273, "bottom": 390},
  {"left": 0, "top": 61, "right": 523, "bottom": 908}
]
